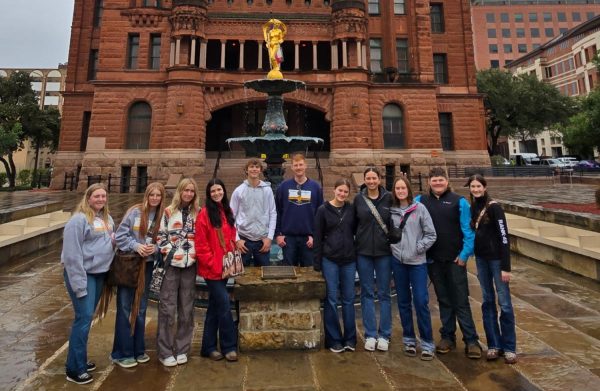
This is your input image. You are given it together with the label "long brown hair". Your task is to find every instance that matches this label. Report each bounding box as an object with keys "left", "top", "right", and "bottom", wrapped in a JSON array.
[
  {"left": 391, "top": 176, "right": 414, "bottom": 207},
  {"left": 75, "top": 183, "right": 110, "bottom": 225},
  {"left": 124, "top": 182, "right": 166, "bottom": 238}
]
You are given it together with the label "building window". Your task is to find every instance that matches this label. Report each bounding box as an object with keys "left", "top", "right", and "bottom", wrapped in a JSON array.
[
  {"left": 433, "top": 53, "right": 447, "bottom": 84},
  {"left": 486, "top": 13, "right": 495, "bottom": 23},
  {"left": 489, "top": 44, "right": 498, "bottom": 53},
  {"left": 127, "top": 102, "right": 152, "bottom": 149},
  {"left": 504, "top": 44, "right": 512, "bottom": 53},
  {"left": 531, "top": 28, "right": 540, "bottom": 38},
  {"left": 557, "top": 12, "right": 566, "bottom": 22},
  {"left": 518, "top": 44, "right": 527, "bottom": 53},
  {"left": 587, "top": 12, "right": 595, "bottom": 20},
  {"left": 573, "top": 12, "right": 581, "bottom": 22},
  {"left": 369, "top": 39, "right": 382, "bottom": 73},
  {"left": 430, "top": 4, "right": 444, "bottom": 33},
  {"left": 396, "top": 39, "right": 409, "bottom": 74},
  {"left": 394, "top": 0, "right": 405, "bottom": 15},
  {"left": 514, "top": 13, "right": 523, "bottom": 23},
  {"left": 487, "top": 29, "right": 496, "bottom": 38},
  {"left": 143, "top": 0, "right": 161, "bottom": 6},
  {"left": 439, "top": 113, "right": 453, "bottom": 151},
  {"left": 502, "top": 29, "right": 510, "bottom": 38},
  {"left": 368, "top": 0, "right": 379, "bottom": 15},
  {"left": 543, "top": 12, "right": 552, "bottom": 22},
  {"left": 88, "top": 50, "right": 98, "bottom": 80},
  {"left": 505, "top": 60, "right": 512, "bottom": 66},
  {"left": 559, "top": 28, "right": 568, "bottom": 35},
  {"left": 516, "top": 28, "right": 525, "bottom": 38},
  {"left": 93, "top": 0, "right": 103, "bottom": 27},
  {"left": 149, "top": 34, "right": 161, "bottom": 70},
  {"left": 533, "top": 43, "right": 541, "bottom": 50},
  {"left": 500, "top": 13, "right": 509, "bottom": 23},
  {"left": 127, "top": 34, "right": 140, "bottom": 69},
  {"left": 81, "top": 112, "right": 91, "bottom": 152},
  {"left": 545, "top": 28, "right": 554, "bottom": 38},
  {"left": 490, "top": 60, "right": 499, "bottom": 68},
  {"left": 383, "top": 104, "right": 404, "bottom": 149}
]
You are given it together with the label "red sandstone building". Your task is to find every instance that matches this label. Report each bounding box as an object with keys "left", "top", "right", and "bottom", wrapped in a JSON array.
[
  {"left": 471, "top": 0, "right": 600, "bottom": 70},
  {"left": 52, "top": 0, "right": 488, "bottom": 190}
]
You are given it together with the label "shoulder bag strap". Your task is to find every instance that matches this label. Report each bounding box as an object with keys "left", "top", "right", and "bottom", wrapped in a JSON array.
[
  {"left": 362, "top": 195, "right": 388, "bottom": 235},
  {"left": 398, "top": 207, "right": 417, "bottom": 230},
  {"left": 475, "top": 200, "right": 497, "bottom": 230}
]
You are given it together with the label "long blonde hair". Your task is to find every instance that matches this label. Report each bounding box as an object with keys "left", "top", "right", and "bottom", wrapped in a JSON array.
[
  {"left": 75, "top": 183, "right": 110, "bottom": 225},
  {"left": 167, "top": 177, "right": 200, "bottom": 215},
  {"left": 124, "top": 182, "right": 166, "bottom": 238}
]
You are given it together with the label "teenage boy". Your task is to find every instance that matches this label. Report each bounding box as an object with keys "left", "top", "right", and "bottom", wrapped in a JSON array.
[
  {"left": 231, "top": 159, "right": 277, "bottom": 266},
  {"left": 415, "top": 167, "right": 481, "bottom": 359},
  {"left": 275, "top": 153, "right": 323, "bottom": 267}
]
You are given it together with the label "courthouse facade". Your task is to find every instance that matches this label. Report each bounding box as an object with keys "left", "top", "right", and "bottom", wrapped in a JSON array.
[{"left": 51, "top": 0, "right": 488, "bottom": 190}]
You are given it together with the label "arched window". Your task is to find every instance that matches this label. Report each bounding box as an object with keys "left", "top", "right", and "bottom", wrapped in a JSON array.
[
  {"left": 382, "top": 104, "right": 404, "bottom": 149},
  {"left": 127, "top": 102, "right": 151, "bottom": 149}
]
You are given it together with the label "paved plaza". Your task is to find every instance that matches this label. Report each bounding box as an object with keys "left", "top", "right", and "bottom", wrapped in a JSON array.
[{"left": 0, "top": 183, "right": 599, "bottom": 390}]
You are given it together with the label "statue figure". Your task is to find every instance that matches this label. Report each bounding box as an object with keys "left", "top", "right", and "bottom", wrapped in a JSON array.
[{"left": 263, "top": 19, "right": 287, "bottom": 80}]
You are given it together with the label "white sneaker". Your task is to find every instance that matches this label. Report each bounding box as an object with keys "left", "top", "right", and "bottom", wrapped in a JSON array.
[
  {"left": 176, "top": 354, "right": 188, "bottom": 365},
  {"left": 159, "top": 356, "right": 177, "bottom": 367},
  {"left": 376, "top": 337, "right": 389, "bottom": 351},
  {"left": 364, "top": 337, "right": 377, "bottom": 351}
]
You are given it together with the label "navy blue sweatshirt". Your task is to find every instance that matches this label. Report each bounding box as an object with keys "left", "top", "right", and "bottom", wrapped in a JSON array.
[{"left": 275, "top": 177, "right": 323, "bottom": 237}]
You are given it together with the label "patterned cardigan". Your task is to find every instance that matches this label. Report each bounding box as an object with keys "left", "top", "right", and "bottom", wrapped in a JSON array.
[{"left": 157, "top": 206, "right": 199, "bottom": 268}]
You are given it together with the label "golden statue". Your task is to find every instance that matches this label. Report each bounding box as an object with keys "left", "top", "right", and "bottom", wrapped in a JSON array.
[{"left": 263, "top": 19, "right": 287, "bottom": 80}]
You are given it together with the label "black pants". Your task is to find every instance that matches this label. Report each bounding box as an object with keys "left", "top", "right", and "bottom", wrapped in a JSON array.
[{"left": 427, "top": 261, "right": 479, "bottom": 345}]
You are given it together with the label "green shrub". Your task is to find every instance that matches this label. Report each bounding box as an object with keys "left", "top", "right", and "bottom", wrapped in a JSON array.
[
  {"left": 490, "top": 155, "right": 510, "bottom": 166},
  {"left": 17, "top": 169, "right": 31, "bottom": 186}
]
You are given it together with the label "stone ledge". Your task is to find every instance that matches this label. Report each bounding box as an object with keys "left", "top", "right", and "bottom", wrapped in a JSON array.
[{"left": 234, "top": 267, "right": 325, "bottom": 301}]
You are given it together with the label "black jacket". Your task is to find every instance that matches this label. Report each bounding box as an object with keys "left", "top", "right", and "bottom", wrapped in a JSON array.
[
  {"left": 471, "top": 198, "right": 511, "bottom": 271},
  {"left": 353, "top": 185, "right": 392, "bottom": 257},
  {"left": 313, "top": 201, "right": 356, "bottom": 271}
]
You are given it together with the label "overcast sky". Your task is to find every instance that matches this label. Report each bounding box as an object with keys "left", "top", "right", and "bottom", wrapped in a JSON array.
[{"left": 0, "top": 0, "right": 74, "bottom": 68}]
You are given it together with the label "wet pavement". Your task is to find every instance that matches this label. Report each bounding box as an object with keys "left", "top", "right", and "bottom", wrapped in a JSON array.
[{"left": 0, "top": 184, "right": 599, "bottom": 390}]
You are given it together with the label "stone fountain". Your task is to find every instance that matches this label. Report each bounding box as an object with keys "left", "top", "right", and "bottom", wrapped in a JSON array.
[{"left": 227, "top": 19, "right": 325, "bottom": 352}]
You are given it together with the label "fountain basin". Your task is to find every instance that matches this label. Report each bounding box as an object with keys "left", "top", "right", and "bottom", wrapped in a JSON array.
[
  {"left": 244, "top": 79, "right": 305, "bottom": 95},
  {"left": 226, "top": 133, "right": 323, "bottom": 156}
]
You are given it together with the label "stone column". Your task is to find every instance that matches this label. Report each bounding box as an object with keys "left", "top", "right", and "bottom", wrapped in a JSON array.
[
  {"left": 200, "top": 40, "right": 207, "bottom": 69},
  {"left": 175, "top": 38, "right": 181, "bottom": 65},
  {"left": 312, "top": 41, "right": 318, "bottom": 70},
  {"left": 190, "top": 38, "right": 196, "bottom": 66},
  {"left": 362, "top": 44, "right": 367, "bottom": 69},
  {"left": 356, "top": 40, "right": 362, "bottom": 68},
  {"left": 331, "top": 41, "right": 338, "bottom": 70},
  {"left": 258, "top": 42, "right": 263, "bottom": 69},
  {"left": 220, "top": 40, "right": 226, "bottom": 69},
  {"left": 294, "top": 41, "right": 300, "bottom": 70},
  {"left": 170, "top": 40, "right": 175, "bottom": 66},
  {"left": 341, "top": 40, "right": 348, "bottom": 68},
  {"left": 239, "top": 40, "right": 245, "bottom": 70}
]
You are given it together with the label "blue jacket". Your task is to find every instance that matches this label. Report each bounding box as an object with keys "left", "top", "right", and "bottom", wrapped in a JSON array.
[{"left": 275, "top": 177, "right": 323, "bottom": 237}]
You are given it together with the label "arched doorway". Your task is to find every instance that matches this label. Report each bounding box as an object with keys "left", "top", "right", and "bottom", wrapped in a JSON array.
[{"left": 205, "top": 102, "right": 330, "bottom": 156}]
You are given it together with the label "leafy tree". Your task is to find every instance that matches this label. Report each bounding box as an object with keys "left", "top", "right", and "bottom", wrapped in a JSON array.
[
  {"left": 561, "top": 88, "right": 600, "bottom": 158},
  {"left": 0, "top": 71, "right": 60, "bottom": 188},
  {"left": 477, "top": 69, "right": 576, "bottom": 155}
]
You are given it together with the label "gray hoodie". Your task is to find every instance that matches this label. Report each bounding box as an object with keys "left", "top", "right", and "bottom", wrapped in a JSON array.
[
  {"left": 61, "top": 212, "right": 115, "bottom": 298},
  {"left": 390, "top": 202, "right": 437, "bottom": 265},
  {"left": 230, "top": 179, "right": 277, "bottom": 241}
]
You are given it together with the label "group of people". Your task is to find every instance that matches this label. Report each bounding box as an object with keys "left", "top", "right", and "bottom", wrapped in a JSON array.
[{"left": 60, "top": 153, "right": 517, "bottom": 386}]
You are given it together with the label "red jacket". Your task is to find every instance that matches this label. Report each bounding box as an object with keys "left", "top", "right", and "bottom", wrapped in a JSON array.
[{"left": 195, "top": 206, "right": 237, "bottom": 280}]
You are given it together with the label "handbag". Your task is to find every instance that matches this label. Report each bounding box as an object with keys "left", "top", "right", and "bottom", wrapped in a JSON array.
[
  {"left": 218, "top": 228, "right": 245, "bottom": 279},
  {"left": 150, "top": 247, "right": 176, "bottom": 295},
  {"left": 388, "top": 206, "right": 417, "bottom": 244},
  {"left": 107, "top": 250, "right": 145, "bottom": 288}
]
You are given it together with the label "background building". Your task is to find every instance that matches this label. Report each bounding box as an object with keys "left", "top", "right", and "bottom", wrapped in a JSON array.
[
  {"left": 52, "top": 0, "right": 489, "bottom": 191},
  {"left": 0, "top": 65, "right": 67, "bottom": 172},
  {"left": 507, "top": 15, "right": 600, "bottom": 158}
]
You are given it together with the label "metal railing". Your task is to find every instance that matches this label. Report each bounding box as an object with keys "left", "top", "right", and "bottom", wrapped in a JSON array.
[
  {"left": 86, "top": 174, "right": 150, "bottom": 193},
  {"left": 447, "top": 166, "right": 555, "bottom": 178}
]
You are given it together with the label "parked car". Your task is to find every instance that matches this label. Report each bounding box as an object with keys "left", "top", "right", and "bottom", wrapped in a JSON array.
[
  {"left": 541, "top": 158, "right": 572, "bottom": 171},
  {"left": 577, "top": 160, "right": 600, "bottom": 169},
  {"left": 509, "top": 153, "right": 540, "bottom": 166},
  {"left": 557, "top": 157, "right": 579, "bottom": 167}
]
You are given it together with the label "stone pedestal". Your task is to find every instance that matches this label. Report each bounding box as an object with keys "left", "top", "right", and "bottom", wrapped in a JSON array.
[{"left": 234, "top": 267, "right": 325, "bottom": 351}]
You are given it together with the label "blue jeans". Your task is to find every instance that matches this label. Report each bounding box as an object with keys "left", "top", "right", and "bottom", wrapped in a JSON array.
[
  {"left": 427, "top": 261, "right": 479, "bottom": 344},
  {"left": 391, "top": 260, "right": 434, "bottom": 352},
  {"left": 241, "top": 238, "right": 271, "bottom": 267},
  {"left": 201, "top": 279, "right": 237, "bottom": 355},
  {"left": 322, "top": 258, "right": 357, "bottom": 348},
  {"left": 281, "top": 235, "right": 313, "bottom": 267},
  {"left": 111, "top": 262, "right": 153, "bottom": 360},
  {"left": 64, "top": 270, "right": 106, "bottom": 375},
  {"left": 356, "top": 255, "right": 392, "bottom": 340},
  {"left": 476, "top": 257, "right": 516, "bottom": 353}
]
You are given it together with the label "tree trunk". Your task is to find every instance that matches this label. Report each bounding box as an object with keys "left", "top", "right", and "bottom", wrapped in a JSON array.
[
  {"left": 33, "top": 138, "right": 41, "bottom": 187},
  {"left": 0, "top": 154, "right": 16, "bottom": 188}
]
